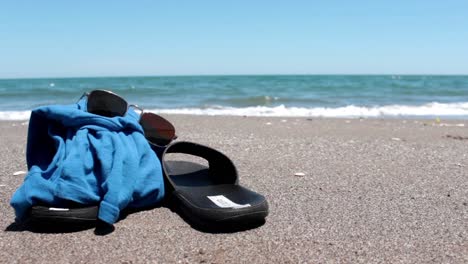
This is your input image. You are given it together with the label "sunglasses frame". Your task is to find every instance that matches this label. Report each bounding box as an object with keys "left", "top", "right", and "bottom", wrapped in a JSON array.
[{"left": 79, "top": 89, "right": 177, "bottom": 147}]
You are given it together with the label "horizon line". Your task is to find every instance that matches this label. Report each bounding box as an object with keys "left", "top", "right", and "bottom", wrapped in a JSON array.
[{"left": 1, "top": 73, "right": 468, "bottom": 80}]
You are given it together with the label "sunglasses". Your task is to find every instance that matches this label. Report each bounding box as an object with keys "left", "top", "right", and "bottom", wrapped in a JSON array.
[{"left": 79, "top": 90, "right": 176, "bottom": 147}]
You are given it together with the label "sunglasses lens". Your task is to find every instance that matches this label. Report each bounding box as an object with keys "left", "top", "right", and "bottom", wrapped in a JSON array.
[
  {"left": 87, "top": 90, "right": 127, "bottom": 117},
  {"left": 140, "top": 113, "right": 175, "bottom": 146}
]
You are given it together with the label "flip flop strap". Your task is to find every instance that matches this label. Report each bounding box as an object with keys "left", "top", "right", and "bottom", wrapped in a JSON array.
[{"left": 162, "top": 141, "right": 238, "bottom": 185}]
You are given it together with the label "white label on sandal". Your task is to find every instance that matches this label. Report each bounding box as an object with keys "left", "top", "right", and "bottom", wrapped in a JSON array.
[
  {"left": 48, "top": 207, "right": 70, "bottom": 211},
  {"left": 207, "top": 195, "right": 251, "bottom": 209}
]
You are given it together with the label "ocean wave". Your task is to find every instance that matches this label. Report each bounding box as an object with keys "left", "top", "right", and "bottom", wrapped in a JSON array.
[
  {"left": 0, "top": 111, "right": 32, "bottom": 120},
  {"left": 1, "top": 102, "right": 468, "bottom": 120},
  {"left": 153, "top": 102, "right": 468, "bottom": 118}
]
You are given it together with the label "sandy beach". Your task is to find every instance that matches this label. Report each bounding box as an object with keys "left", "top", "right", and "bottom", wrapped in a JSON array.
[{"left": 0, "top": 115, "right": 467, "bottom": 263}]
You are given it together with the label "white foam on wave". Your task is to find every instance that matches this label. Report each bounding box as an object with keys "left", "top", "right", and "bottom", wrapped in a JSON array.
[
  {"left": 0, "top": 111, "right": 31, "bottom": 120},
  {"left": 1, "top": 102, "right": 468, "bottom": 120},
  {"left": 151, "top": 102, "right": 468, "bottom": 118}
]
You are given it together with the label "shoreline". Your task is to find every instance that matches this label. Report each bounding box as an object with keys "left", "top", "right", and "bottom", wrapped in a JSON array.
[{"left": 1, "top": 116, "right": 467, "bottom": 262}]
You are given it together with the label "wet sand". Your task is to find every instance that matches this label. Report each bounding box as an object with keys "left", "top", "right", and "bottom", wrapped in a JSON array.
[{"left": 0, "top": 116, "right": 467, "bottom": 263}]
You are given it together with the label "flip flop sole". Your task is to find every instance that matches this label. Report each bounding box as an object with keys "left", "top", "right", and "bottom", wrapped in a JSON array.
[{"left": 29, "top": 205, "right": 99, "bottom": 224}]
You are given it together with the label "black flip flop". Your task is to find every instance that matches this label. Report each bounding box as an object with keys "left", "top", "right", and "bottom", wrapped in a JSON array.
[
  {"left": 161, "top": 141, "right": 269, "bottom": 229},
  {"left": 29, "top": 203, "right": 98, "bottom": 225}
]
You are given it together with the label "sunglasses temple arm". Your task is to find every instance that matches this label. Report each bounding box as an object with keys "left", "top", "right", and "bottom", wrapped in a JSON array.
[{"left": 78, "top": 92, "right": 90, "bottom": 101}]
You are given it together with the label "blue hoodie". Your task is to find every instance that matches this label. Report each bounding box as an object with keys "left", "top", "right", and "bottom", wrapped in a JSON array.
[{"left": 10, "top": 99, "right": 165, "bottom": 224}]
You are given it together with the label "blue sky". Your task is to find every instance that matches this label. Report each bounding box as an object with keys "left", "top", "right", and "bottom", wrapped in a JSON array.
[{"left": 1, "top": 0, "right": 467, "bottom": 78}]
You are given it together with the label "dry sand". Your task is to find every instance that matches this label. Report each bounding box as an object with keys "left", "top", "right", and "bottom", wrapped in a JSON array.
[{"left": 0, "top": 116, "right": 467, "bottom": 263}]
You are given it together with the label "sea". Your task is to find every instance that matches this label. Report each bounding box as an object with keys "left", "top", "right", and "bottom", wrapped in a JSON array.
[{"left": 0, "top": 75, "right": 467, "bottom": 120}]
